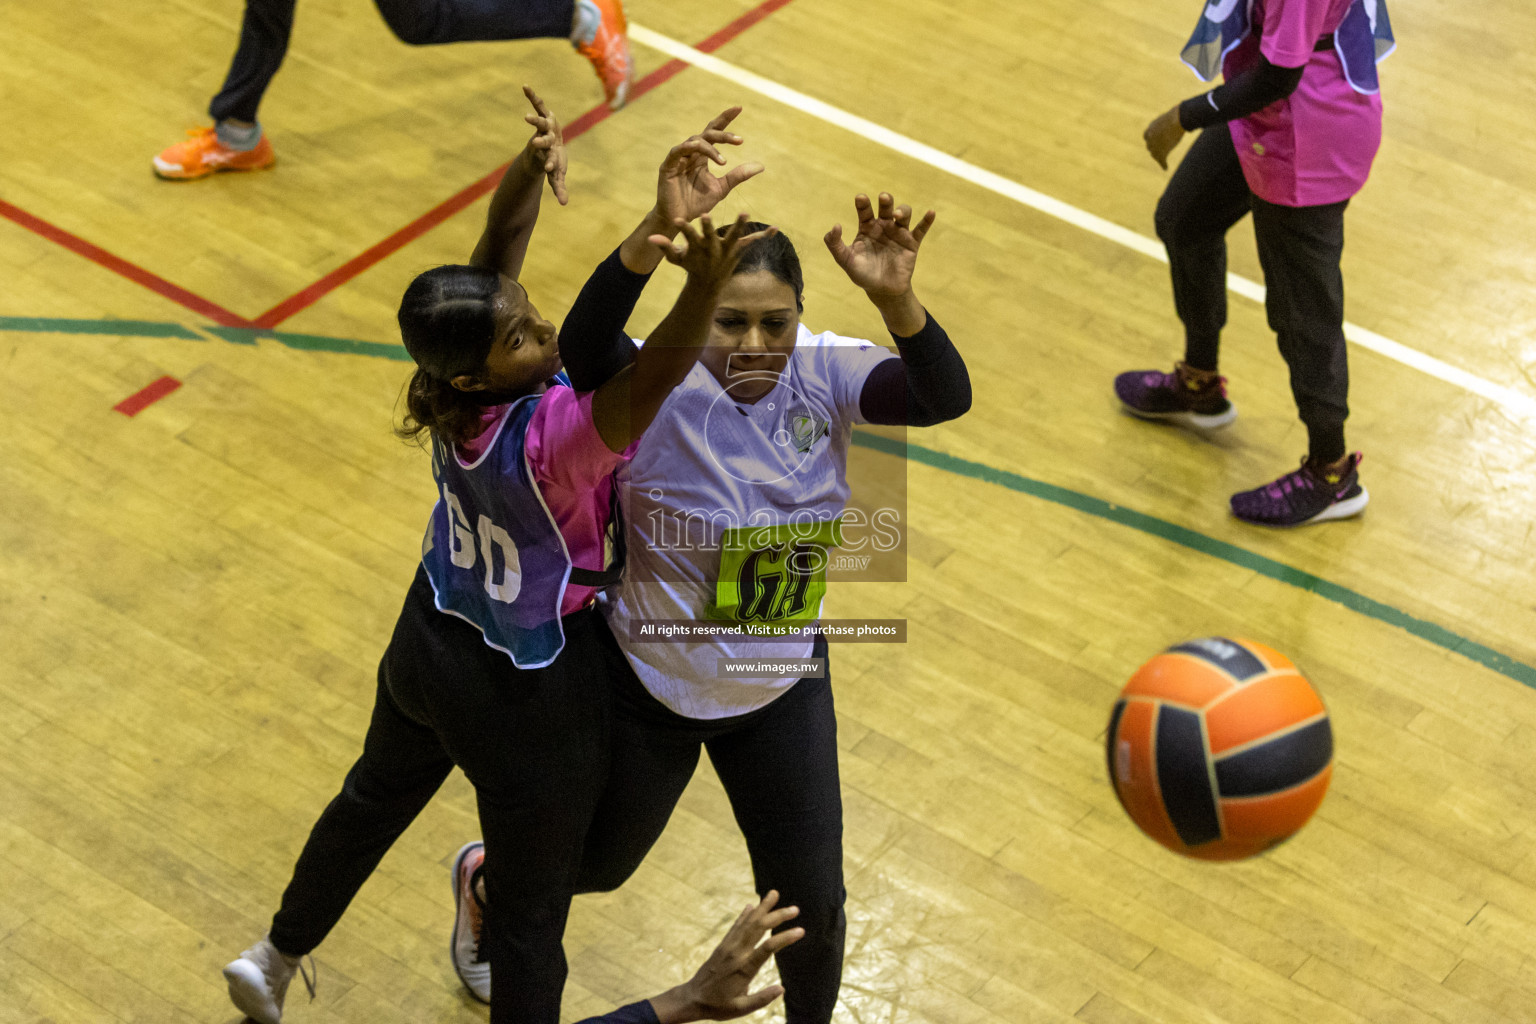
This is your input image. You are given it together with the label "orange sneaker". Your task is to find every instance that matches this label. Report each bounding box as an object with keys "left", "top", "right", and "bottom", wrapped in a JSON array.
[
  {"left": 571, "top": 0, "right": 634, "bottom": 110},
  {"left": 153, "top": 127, "right": 275, "bottom": 181}
]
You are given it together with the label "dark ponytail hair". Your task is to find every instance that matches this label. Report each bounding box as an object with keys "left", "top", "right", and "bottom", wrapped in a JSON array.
[
  {"left": 720, "top": 222, "right": 803, "bottom": 312},
  {"left": 395, "top": 264, "right": 503, "bottom": 447}
]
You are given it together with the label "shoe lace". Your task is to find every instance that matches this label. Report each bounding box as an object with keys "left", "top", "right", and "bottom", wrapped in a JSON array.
[{"left": 298, "top": 956, "right": 318, "bottom": 1002}]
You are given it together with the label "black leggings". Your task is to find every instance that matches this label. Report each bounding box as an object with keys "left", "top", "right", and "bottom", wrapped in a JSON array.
[
  {"left": 575, "top": 623, "right": 846, "bottom": 1024},
  {"left": 210, "top": 0, "right": 576, "bottom": 122},
  {"left": 267, "top": 566, "right": 612, "bottom": 1024},
  {"left": 1156, "top": 122, "right": 1351, "bottom": 462}
]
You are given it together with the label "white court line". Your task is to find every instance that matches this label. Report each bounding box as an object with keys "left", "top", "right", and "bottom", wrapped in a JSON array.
[{"left": 630, "top": 23, "right": 1536, "bottom": 421}]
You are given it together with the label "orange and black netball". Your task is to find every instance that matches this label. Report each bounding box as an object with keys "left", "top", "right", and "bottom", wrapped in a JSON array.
[{"left": 1106, "top": 637, "right": 1334, "bottom": 861}]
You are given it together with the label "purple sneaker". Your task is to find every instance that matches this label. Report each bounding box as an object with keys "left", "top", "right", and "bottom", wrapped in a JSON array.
[
  {"left": 1114, "top": 361, "right": 1236, "bottom": 430},
  {"left": 1231, "top": 453, "right": 1369, "bottom": 527}
]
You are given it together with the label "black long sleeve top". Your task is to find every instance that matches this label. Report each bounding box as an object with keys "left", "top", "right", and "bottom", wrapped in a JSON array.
[
  {"left": 555, "top": 246, "right": 970, "bottom": 428},
  {"left": 1177, "top": 53, "right": 1307, "bottom": 131}
]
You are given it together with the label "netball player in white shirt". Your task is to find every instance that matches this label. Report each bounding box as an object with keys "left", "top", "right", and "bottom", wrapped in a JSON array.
[{"left": 577, "top": 193, "right": 971, "bottom": 1023}]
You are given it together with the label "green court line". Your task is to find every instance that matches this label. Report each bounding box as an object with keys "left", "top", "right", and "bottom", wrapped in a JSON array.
[
  {"left": 5, "top": 314, "right": 1531, "bottom": 688},
  {"left": 851, "top": 431, "right": 1536, "bottom": 690},
  {"left": 0, "top": 316, "right": 202, "bottom": 339},
  {"left": 0, "top": 315, "right": 410, "bottom": 360},
  {"left": 204, "top": 327, "right": 412, "bottom": 361}
]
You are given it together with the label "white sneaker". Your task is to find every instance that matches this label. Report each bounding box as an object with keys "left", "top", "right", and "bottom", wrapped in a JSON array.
[
  {"left": 222, "top": 936, "right": 314, "bottom": 1024},
  {"left": 451, "top": 841, "right": 491, "bottom": 1003}
]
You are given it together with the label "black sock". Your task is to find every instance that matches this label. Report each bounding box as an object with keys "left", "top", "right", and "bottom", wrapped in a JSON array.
[
  {"left": 1182, "top": 331, "right": 1220, "bottom": 374},
  {"left": 1306, "top": 424, "right": 1346, "bottom": 466}
]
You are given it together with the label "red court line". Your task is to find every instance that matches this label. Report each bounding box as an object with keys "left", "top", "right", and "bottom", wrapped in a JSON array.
[
  {"left": 254, "top": 0, "right": 798, "bottom": 329},
  {"left": 694, "top": 0, "right": 796, "bottom": 51},
  {"left": 0, "top": 199, "right": 255, "bottom": 328},
  {"left": 114, "top": 375, "right": 183, "bottom": 416}
]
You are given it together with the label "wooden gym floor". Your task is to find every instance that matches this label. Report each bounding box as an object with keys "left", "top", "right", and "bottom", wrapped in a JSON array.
[{"left": 3, "top": 0, "right": 1536, "bottom": 1021}]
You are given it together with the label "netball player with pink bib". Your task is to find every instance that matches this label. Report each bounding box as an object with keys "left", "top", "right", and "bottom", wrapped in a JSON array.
[
  {"left": 218, "top": 91, "right": 770, "bottom": 1024},
  {"left": 1116, "top": 0, "right": 1395, "bottom": 526}
]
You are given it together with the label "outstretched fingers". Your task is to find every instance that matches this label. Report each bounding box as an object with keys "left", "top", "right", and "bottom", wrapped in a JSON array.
[
  {"left": 722, "top": 891, "right": 775, "bottom": 947},
  {"left": 648, "top": 218, "right": 699, "bottom": 265},
  {"left": 731, "top": 891, "right": 803, "bottom": 967},
  {"left": 735, "top": 224, "right": 777, "bottom": 248},
  {"left": 729, "top": 984, "right": 788, "bottom": 1016},
  {"left": 673, "top": 216, "right": 710, "bottom": 262},
  {"left": 719, "top": 214, "right": 777, "bottom": 262},
  {"left": 653, "top": 213, "right": 772, "bottom": 268},
  {"left": 526, "top": 118, "right": 558, "bottom": 157},
  {"left": 853, "top": 193, "right": 876, "bottom": 225},
  {"left": 722, "top": 161, "right": 765, "bottom": 191},
  {"left": 706, "top": 105, "right": 745, "bottom": 133},
  {"left": 522, "top": 84, "right": 553, "bottom": 119},
  {"left": 754, "top": 924, "right": 805, "bottom": 961},
  {"left": 647, "top": 234, "right": 685, "bottom": 262},
  {"left": 519, "top": 87, "right": 567, "bottom": 204},
  {"left": 695, "top": 107, "right": 746, "bottom": 162},
  {"left": 702, "top": 128, "right": 744, "bottom": 149},
  {"left": 910, "top": 208, "right": 937, "bottom": 245},
  {"left": 717, "top": 211, "right": 752, "bottom": 247},
  {"left": 850, "top": 190, "right": 938, "bottom": 249},
  {"left": 823, "top": 222, "right": 850, "bottom": 264},
  {"left": 524, "top": 113, "right": 558, "bottom": 152},
  {"left": 666, "top": 137, "right": 725, "bottom": 168}
]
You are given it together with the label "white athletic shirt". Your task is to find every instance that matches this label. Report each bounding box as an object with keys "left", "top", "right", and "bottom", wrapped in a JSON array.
[{"left": 601, "top": 324, "right": 894, "bottom": 718}]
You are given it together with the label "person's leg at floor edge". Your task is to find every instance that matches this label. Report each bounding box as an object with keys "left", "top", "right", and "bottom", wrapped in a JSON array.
[
  {"left": 706, "top": 647, "right": 845, "bottom": 1024},
  {"left": 1230, "top": 195, "right": 1367, "bottom": 527},
  {"left": 1115, "top": 123, "right": 1251, "bottom": 430},
  {"left": 154, "top": 0, "right": 631, "bottom": 179}
]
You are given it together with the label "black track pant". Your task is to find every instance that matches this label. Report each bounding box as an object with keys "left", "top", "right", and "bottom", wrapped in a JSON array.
[
  {"left": 210, "top": 0, "right": 576, "bottom": 123},
  {"left": 575, "top": 623, "right": 846, "bottom": 1024},
  {"left": 266, "top": 567, "right": 612, "bottom": 1024},
  {"left": 1155, "top": 122, "right": 1352, "bottom": 462}
]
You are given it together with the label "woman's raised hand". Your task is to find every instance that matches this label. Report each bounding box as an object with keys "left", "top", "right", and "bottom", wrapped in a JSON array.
[
  {"left": 824, "top": 192, "right": 935, "bottom": 297},
  {"left": 650, "top": 213, "right": 776, "bottom": 290},
  {"left": 522, "top": 85, "right": 568, "bottom": 205},
  {"left": 592, "top": 214, "right": 777, "bottom": 452},
  {"left": 655, "top": 107, "right": 765, "bottom": 226}
]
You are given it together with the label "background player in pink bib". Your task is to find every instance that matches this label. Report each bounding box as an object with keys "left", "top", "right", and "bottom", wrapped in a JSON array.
[{"left": 1115, "top": 0, "right": 1394, "bottom": 527}]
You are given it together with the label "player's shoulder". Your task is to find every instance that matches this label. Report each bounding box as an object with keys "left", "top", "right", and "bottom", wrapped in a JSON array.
[
  {"left": 795, "top": 323, "right": 880, "bottom": 352},
  {"left": 525, "top": 380, "right": 575, "bottom": 425},
  {"left": 794, "top": 324, "right": 884, "bottom": 371},
  {"left": 795, "top": 323, "right": 893, "bottom": 390}
]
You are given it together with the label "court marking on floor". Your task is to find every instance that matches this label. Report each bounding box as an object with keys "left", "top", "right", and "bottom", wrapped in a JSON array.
[
  {"left": 0, "top": 0, "right": 800, "bottom": 332},
  {"left": 0, "top": 199, "right": 256, "bottom": 328},
  {"left": 5, "top": 2, "right": 1529, "bottom": 423},
  {"left": 7, "top": 314, "right": 1531, "bottom": 691},
  {"left": 625, "top": 23, "right": 1536, "bottom": 423},
  {"left": 252, "top": 0, "right": 801, "bottom": 327}
]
